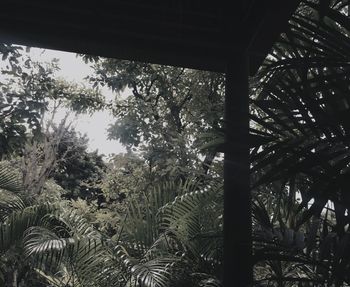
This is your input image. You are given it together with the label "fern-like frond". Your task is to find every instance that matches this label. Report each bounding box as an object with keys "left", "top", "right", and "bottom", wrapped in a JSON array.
[
  {"left": 0, "top": 203, "right": 56, "bottom": 251},
  {"left": 24, "top": 226, "right": 75, "bottom": 268},
  {"left": 0, "top": 161, "right": 23, "bottom": 192},
  {"left": 159, "top": 186, "right": 221, "bottom": 238},
  {"left": 121, "top": 179, "right": 209, "bottom": 257},
  {"left": 158, "top": 184, "right": 223, "bottom": 272},
  {"left": 115, "top": 180, "right": 223, "bottom": 286},
  {"left": 20, "top": 209, "right": 129, "bottom": 286},
  {"left": 55, "top": 208, "right": 100, "bottom": 238},
  {"left": 0, "top": 191, "right": 26, "bottom": 222},
  {"left": 23, "top": 215, "right": 108, "bottom": 286},
  {"left": 131, "top": 257, "right": 180, "bottom": 287}
]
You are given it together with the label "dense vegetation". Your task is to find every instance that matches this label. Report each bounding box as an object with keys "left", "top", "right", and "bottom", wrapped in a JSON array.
[
  {"left": 252, "top": 0, "right": 350, "bottom": 285},
  {"left": 0, "top": 42, "right": 224, "bottom": 287},
  {"left": 2, "top": 0, "right": 350, "bottom": 286}
]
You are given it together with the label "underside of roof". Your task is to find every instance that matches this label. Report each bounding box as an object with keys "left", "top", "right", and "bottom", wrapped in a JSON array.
[{"left": 0, "top": 0, "right": 300, "bottom": 73}]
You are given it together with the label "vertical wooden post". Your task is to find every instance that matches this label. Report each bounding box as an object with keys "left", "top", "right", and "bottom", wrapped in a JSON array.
[{"left": 223, "top": 54, "right": 252, "bottom": 286}]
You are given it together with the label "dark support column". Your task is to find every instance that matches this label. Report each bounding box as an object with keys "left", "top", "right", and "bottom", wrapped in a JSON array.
[{"left": 224, "top": 54, "right": 251, "bottom": 286}]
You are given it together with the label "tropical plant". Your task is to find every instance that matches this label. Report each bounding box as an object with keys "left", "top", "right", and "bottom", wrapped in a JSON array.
[
  {"left": 0, "top": 153, "right": 223, "bottom": 287},
  {"left": 0, "top": 42, "right": 226, "bottom": 286},
  {"left": 112, "top": 179, "right": 223, "bottom": 287},
  {"left": 0, "top": 168, "right": 115, "bottom": 287},
  {"left": 251, "top": 0, "right": 350, "bottom": 285}
]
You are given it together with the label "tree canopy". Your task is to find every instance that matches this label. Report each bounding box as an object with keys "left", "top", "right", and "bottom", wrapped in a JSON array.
[
  {"left": 0, "top": 44, "right": 225, "bottom": 286},
  {"left": 82, "top": 58, "right": 225, "bottom": 181}
]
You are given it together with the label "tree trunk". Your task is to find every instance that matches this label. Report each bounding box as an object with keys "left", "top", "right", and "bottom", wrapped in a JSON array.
[{"left": 12, "top": 269, "right": 18, "bottom": 287}]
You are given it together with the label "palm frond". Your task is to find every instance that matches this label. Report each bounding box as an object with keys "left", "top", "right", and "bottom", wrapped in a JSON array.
[
  {"left": 0, "top": 161, "right": 23, "bottom": 193},
  {"left": 0, "top": 203, "right": 56, "bottom": 251},
  {"left": 159, "top": 183, "right": 223, "bottom": 271},
  {"left": 131, "top": 257, "right": 180, "bottom": 287},
  {"left": 22, "top": 211, "right": 111, "bottom": 286},
  {"left": 0, "top": 191, "right": 26, "bottom": 222},
  {"left": 119, "top": 179, "right": 198, "bottom": 256}
]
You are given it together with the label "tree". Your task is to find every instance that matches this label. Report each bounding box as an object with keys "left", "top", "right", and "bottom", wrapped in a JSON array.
[
  {"left": 0, "top": 160, "right": 49, "bottom": 287},
  {"left": 0, "top": 45, "right": 110, "bottom": 285},
  {"left": 81, "top": 58, "right": 225, "bottom": 182},
  {"left": 0, "top": 43, "right": 225, "bottom": 286},
  {"left": 0, "top": 48, "right": 105, "bottom": 158},
  {"left": 51, "top": 128, "right": 106, "bottom": 205}
]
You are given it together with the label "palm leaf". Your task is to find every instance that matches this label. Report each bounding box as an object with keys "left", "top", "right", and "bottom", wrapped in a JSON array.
[
  {"left": 0, "top": 161, "right": 23, "bottom": 192},
  {"left": 0, "top": 203, "right": 55, "bottom": 251}
]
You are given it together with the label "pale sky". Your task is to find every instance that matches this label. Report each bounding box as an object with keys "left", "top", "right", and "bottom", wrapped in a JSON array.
[{"left": 29, "top": 47, "right": 126, "bottom": 156}]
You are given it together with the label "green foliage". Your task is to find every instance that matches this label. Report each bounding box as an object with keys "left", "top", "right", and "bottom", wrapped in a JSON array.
[
  {"left": 0, "top": 142, "right": 224, "bottom": 286},
  {"left": 51, "top": 128, "right": 106, "bottom": 203},
  {"left": 114, "top": 180, "right": 223, "bottom": 287},
  {"left": 0, "top": 160, "right": 23, "bottom": 193},
  {"left": 0, "top": 48, "right": 105, "bottom": 157},
  {"left": 251, "top": 0, "right": 350, "bottom": 285},
  {"left": 6, "top": 3, "right": 350, "bottom": 281},
  {"left": 82, "top": 58, "right": 225, "bottom": 180},
  {"left": 21, "top": 210, "right": 109, "bottom": 286},
  {"left": 0, "top": 38, "right": 226, "bottom": 286},
  {"left": 102, "top": 152, "right": 148, "bottom": 204}
]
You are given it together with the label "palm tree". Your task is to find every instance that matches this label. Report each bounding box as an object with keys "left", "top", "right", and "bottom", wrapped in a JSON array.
[
  {"left": 0, "top": 158, "right": 223, "bottom": 287},
  {"left": 109, "top": 179, "right": 223, "bottom": 287},
  {"left": 251, "top": 0, "right": 350, "bottom": 285},
  {"left": 0, "top": 159, "right": 117, "bottom": 286},
  {"left": 0, "top": 161, "right": 51, "bottom": 286}
]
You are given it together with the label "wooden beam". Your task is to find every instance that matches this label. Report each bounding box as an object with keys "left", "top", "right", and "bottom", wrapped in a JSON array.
[
  {"left": 248, "top": 0, "right": 301, "bottom": 75},
  {"left": 0, "top": 26, "right": 228, "bottom": 73},
  {"left": 0, "top": 0, "right": 300, "bottom": 74},
  {"left": 224, "top": 54, "right": 251, "bottom": 286}
]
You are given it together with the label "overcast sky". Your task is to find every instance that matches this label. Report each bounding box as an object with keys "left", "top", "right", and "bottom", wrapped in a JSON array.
[{"left": 29, "top": 47, "right": 126, "bottom": 156}]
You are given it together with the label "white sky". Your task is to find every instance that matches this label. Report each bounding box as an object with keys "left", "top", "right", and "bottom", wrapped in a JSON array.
[{"left": 28, "top": 48, "right": 126, "bottom": 156}]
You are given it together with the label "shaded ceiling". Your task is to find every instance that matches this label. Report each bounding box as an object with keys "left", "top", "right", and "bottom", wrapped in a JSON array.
[{"left": 0, "top": 0, "right": 300, "bottom": 73}]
